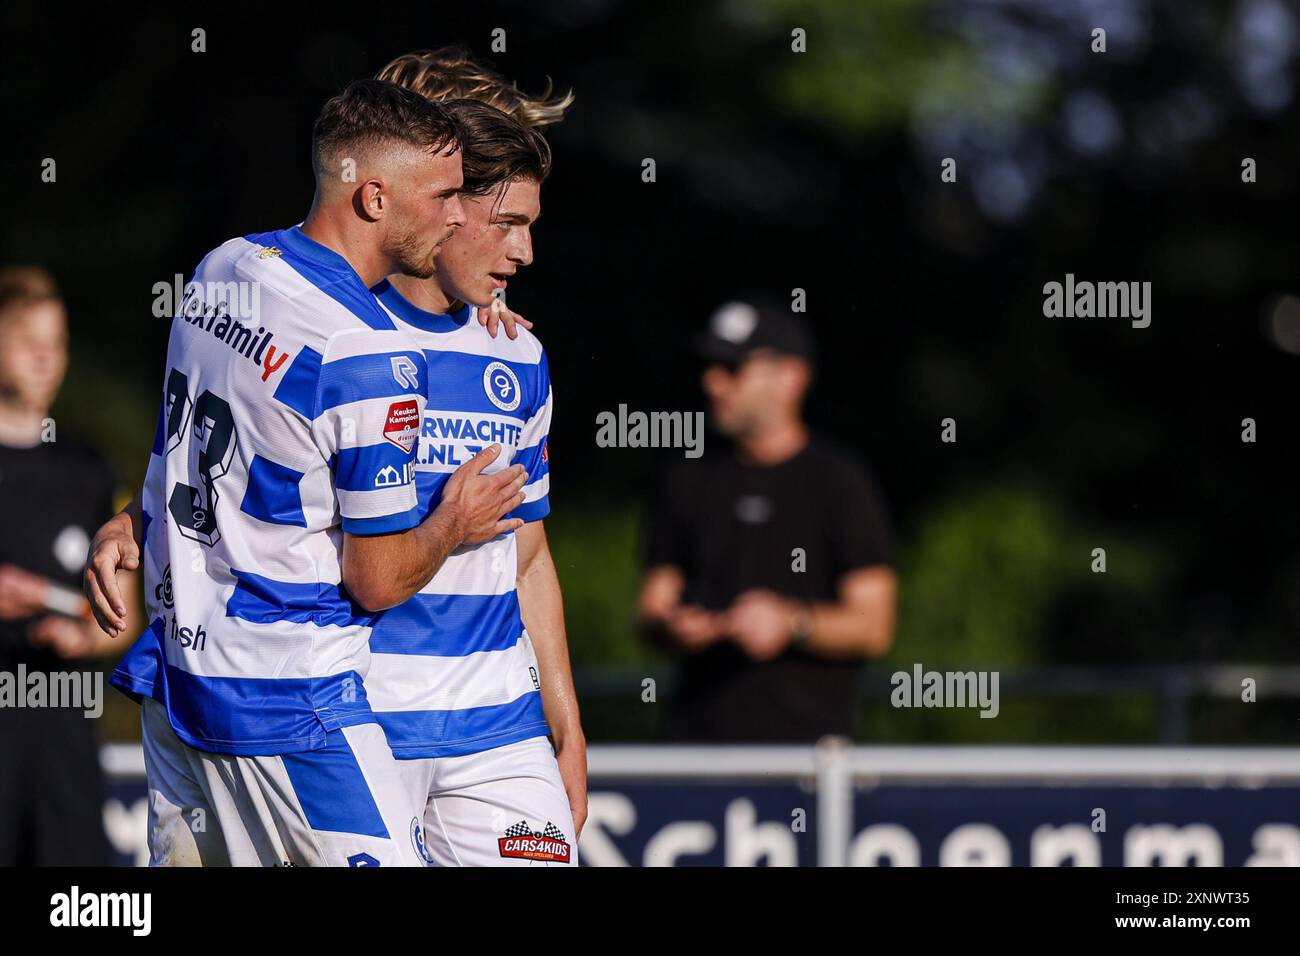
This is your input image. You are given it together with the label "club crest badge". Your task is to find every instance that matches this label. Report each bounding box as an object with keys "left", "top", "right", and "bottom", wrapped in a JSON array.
[{"left": 483, "top": 361, "right": 521, "bottom": 412}]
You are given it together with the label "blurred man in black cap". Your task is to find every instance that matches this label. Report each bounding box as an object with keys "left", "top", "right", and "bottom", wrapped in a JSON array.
[{"left": 637, "top": 299, "right": 897, "bottom": 742}]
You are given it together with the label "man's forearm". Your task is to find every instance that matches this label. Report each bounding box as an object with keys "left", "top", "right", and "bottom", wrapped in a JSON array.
[
  {"left": 343, "top": 448, "right": 528, "bottom": 612},
  {"left": 344, "top": 504, "right": 467, "bottom": 612},
  {"left": 517, "top": 544, "right": 583, "bottom": 745},
  {"left": 797, "top": 601, "right": 894, "bottom": 659},
  {"left": 384, "top": 506, "right": 465, "bottom": 608},
  {"left": 790, "top": 568, "right": 898, "bottom": 660},
  {"left": 516, "top": 522, "right": 587, "bottom": 834}
]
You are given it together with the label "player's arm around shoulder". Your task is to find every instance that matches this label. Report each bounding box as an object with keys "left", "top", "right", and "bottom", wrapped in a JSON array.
[{"left": 516, "top": 519, "right": 588, "bottom": 836}]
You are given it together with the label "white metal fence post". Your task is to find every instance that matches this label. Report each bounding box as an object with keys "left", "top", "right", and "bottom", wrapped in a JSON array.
[{"left": 815, "top": 736, "right": 853, "bottom": 867}]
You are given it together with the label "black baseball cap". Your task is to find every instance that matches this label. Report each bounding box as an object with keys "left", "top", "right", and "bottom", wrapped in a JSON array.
[{"left": 693, "top": 298, "right": 816, "bottom": 367}]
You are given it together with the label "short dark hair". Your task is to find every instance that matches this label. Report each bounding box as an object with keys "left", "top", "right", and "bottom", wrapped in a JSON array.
[
  {"left": 443, "top": 99, "right": 551, "bottom": 197},
  {"left": 311, "top": 78, "right": 462, "bottom": 179}
]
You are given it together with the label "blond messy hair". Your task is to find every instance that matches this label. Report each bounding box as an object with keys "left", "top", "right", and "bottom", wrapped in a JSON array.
[{"left": 376, "top": 46, "right": 574, "bottom": 129}]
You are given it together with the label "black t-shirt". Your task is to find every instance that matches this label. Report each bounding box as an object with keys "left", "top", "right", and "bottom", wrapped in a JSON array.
[
  {"left": 646, "top": 437, "right": 893, "bottom": 742},
  {"left": 0, "top": 437, "right": 116, "bottom": 670}
]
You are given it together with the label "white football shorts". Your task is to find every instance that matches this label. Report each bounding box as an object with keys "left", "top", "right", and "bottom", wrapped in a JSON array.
[
  {"left": 395, "top": 736, "right": 577, "bottom": 867},
  {"left": 141, "top": 697, "right": 431, "bottom": 867}
]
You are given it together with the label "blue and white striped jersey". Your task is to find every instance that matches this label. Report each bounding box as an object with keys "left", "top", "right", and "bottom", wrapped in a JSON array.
[
  {"left": 366, "top": 280, "right": 552, "bottom": 758},
  {"left": 111, "top": 226, "right": 428, "bottom": 755}
]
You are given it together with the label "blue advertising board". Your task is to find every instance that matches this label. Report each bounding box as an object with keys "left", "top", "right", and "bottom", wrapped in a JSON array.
[{"left": 101, "top": 745, "right": 1300, "bottom": 866}]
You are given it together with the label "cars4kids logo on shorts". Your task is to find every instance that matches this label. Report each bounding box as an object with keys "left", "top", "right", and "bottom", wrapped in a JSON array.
[{"left": 499, "top": 820, "right": 571, "bottom": 863}]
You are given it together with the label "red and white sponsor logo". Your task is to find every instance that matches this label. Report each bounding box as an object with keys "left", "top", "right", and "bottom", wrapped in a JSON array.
[
  {"left": 498, "top": 820, "right": 571, "bottom": 863},
  {"left": 383, "top": 399, "right": 420, "bottom": 453},
  {"left": 498, "top": 835, "right": 570, "bottom": 863}
]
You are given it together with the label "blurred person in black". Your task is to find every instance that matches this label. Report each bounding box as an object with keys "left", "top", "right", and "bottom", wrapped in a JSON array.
[
  {"left": 638, "top": 299, "right": 897, "bottom": 742},
  {"left": 0, "top": 268, "right": 140, "bottom": 864}
]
